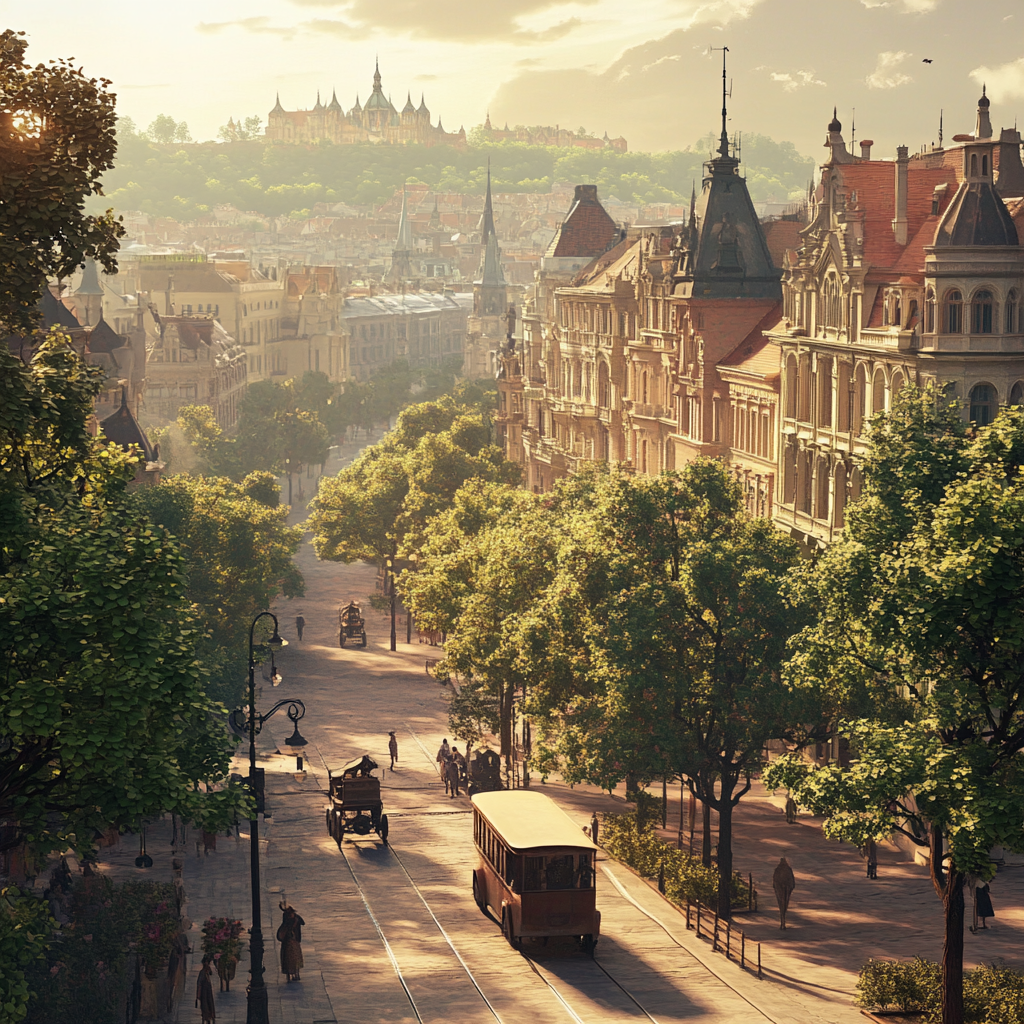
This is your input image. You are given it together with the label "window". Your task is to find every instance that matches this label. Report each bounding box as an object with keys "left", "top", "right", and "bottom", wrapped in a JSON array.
[
  {"left": 969, "top": 383, "right": 997, "bottom": 426},
  {"left": 872, "top": 368, "right": 886, "bottom": 415},
  {"left": 945, "top": 291, "right": 963, "bottom": 333},
  {"left": 1011, "top": 382, "right": 1024, "bottom": 406},
  {"left": 817, "top": 357, "right": 833, "bottom": 428},
  {"left": 1007, "top": 291, "right": 1019, "bottom": 333},
  {"left": 925, "top": 290, "right": 936, "bottom": 333},
  {"left": 598, "top": 362, "right": 610, "bottom": 407},
  {"left": 785, "top": 354, "right": 798, "bottom": 418},
  {"left": 972, "top": 290, "right": 994, "bottom": 334}
]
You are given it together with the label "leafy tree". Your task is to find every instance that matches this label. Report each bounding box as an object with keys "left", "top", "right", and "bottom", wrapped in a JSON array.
[
  {"left": 145, "top": 113, "right": 191, "bottom": 144},
  {"left": 218, "top": 115, "right": 263, "bottom": 143},
  {"left": 403, "top": 480, "right": 546, "bottom": 768},
  {"left": 0, "top": 886, "right": 53, "bottom": 1024},
  {"left": 0, "top": 30, "right": 123, "bottom": 334},
  {"left": 1, "top": 337, "right": 246, "bottom": 859},
  {"left": 310, "top": 395, "right": 519, "bottom": 569},
  {"left": 764, "top": 386, "right": 1024, "bottom": 1024},
  {"left": 131, "top": 472, "right": 304, "bottom": 706},
  {"left": 528, "top": 461, "right": 813, "bottom": 919}
]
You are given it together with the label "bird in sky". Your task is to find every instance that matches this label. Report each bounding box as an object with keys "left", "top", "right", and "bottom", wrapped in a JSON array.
[{"left": 922, "top": 58, "right": 933, "bottom": 63}]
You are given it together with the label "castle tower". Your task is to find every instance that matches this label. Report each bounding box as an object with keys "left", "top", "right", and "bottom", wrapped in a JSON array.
[
  {"left": 387, "top": 188, "right": 415, "bottom": 283},
  {"left": 474, "top": 164, "right": 506, "bottom": 317},
  {"left": 76, "top": 257, "right": 104, "bottom": 327}
]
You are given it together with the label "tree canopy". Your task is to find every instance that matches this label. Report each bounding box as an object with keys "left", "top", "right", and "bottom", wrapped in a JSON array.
[
  {"left": 0, "top": 30, "right": 123, "bottom": 334},
  {"left": 99, "top": 124, "right": 813, "bottom": 220},
  {"left": 765, "top": 385, "right": 1024, "bottom": 1024}
]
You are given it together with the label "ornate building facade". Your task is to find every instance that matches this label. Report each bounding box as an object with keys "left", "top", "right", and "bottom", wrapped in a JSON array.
[
  {"left": 766, "top": 94, "right": 1024, "bottom": 549},
  {"left": 265, "top": 62, "right": 466, "bottom": 149}
]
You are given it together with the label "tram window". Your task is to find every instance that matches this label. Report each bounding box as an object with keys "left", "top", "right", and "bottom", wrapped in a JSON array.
[
  {"left": 546, "top": 855, "right": 576, "bottom": 890},
  {"left": 577, "top": 854, "right": 594, "bottom": 889},
  {"left": 525, "top": 857, "right": 544, "bottom": 891}
]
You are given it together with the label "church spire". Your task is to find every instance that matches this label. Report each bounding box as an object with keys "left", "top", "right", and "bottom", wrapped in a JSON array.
[
  {"left": 714, "top": 46, "right": 731, "bottom": 159},
  {"left": 395, "top": 186, "right": 413, "bottom": 251},
  {"left": 481, "top": 159, "right": 497, "bottom": 241}
]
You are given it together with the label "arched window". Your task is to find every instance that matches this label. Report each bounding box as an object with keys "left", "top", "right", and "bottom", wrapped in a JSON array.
[
  {"left": 837, "top": 362, "right": 851, "bottom": 432},
  {"left": 821, "top": 275, "right": 841, "bottom": 329},
  {"left": 1010, "top": 381, "right": 1024, "bottom": 406},
  {"left": 971, "top": 153, "right": 979, "bottom": 177},
  {"left": 1006, "top": 290, "right": 1018, "bottom": 333},
  {"left": 814, "top": 455, "right": 830, "bottom": 521},
  {"left": 817, "top": 356, "right": 833, "bottom": 427},
  {"left": 972, "top": 290, "right": 994, "bottom": 334},
  {"left": 783, "top": 442, "right": 797, "bottom": 504},
  {"left": 854, "top": 364, "right": 866, "bottom": 433},
  {"left": 798, "top": 353, "right": 811, "bottom": 421},
  {"left": 969, "top": 383, "right": 997, "bottom": 426},
  {"left": 982, "top": 154, "right": 989, "bottom": 177},
  {"left": 890, "top": 369, "right": 905, "bottom": 399},
  {"left": 945, "top": 290, "right": 963, "bottom": 333},
  {"left": 785, "top": 354, "right": 798, "bottom": 418},
  {"left": 872, "top": 367, "right": 887, "bottom": 415}
]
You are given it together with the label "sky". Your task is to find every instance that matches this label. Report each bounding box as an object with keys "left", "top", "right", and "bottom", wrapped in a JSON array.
[{"left": 6, "top": 0, "right": 1024, "bottom": 158}]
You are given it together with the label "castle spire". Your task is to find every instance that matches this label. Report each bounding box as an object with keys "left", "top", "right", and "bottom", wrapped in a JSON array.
[
  {"left": 395, "top": 186, "right": 413, "bottom": 251},
  {"left": 713, "top": 46, "right": 730, "bottom": 159},
  {"left": 481, "top": 158, "right": 496, "bottom": 241}
]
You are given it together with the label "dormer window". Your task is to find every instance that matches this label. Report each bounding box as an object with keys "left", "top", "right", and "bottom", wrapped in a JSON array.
[{"left": 972, "top": 290, "right": 994, "bottom": 334}]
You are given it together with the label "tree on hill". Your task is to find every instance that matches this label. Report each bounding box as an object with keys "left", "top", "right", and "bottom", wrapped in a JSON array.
[
  {"left": 0, "top": 29, "right": 124, "bottom": 334},
  {"left": 218, "top": 115, "right": 263, "bottom": 143},
  {"left": 765, "top": 386, "right": 1024, "bottom": 1024}
]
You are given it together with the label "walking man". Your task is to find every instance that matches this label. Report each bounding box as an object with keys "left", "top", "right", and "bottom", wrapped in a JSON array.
[
  {"left": 295, "top": 614, "right": 305, "bottom": 641},
  {"left": 864, "top": 838, "right": 878, "bottom": 879},
  {"left": 388, "top": 731, "right": 399, "bottom": 772},
  {"left": 590, "top": 812, "right": 600, "bottom": 847},
  {"left": 444, "top": 757, "right": 461, "bottom": 798},
  {"left": 784, "top": 794, "right": 798, "bottom": 824},
  {"left": 773, "top": 856, "right": 796, "bottom": 930}
]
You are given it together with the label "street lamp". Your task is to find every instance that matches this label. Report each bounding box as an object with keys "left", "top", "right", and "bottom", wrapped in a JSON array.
[
  {"left": 230, "top": 611, "right": 306, "bottom": 1024},
  {"left": 284, "top": 704, "right": 308, "bottom": 771},
  {"left": 386, "top": 556, "right": 397, "bottom": 652}
]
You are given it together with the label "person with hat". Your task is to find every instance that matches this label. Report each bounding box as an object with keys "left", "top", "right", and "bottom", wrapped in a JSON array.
[{"left": 277, "top": 903, "right": 305, "bottom": 982}]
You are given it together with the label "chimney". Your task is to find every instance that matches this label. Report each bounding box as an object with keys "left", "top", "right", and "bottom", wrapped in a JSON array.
[
  {"left": 893, "top": 146, "right": 909, "bottom": 246},
  {"left": 860, "top": 139, "right": 873, "bottom": 160}
]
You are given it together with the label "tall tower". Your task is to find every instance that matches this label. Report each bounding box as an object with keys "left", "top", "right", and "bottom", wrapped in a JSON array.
[
  {"left": 387, "top": 187, "right": 415, "bottom": 284},
  {"left": 474, "top": 163, "right": 506, "bottom": 317}
]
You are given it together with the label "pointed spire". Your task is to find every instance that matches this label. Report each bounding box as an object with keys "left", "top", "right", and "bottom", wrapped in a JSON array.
[
  {"left": 402, "top": 90, "right": 416, "bottom": 114},
  {"left": 272, "top": 92, "right": 285, "bottom": 114},
  {"left": 374, "top": 57, "right": 382, "bottom": 90},
  {"left": 77, "top": 257, "right": 103, "bottom": 296},
  {"left": 481, "top": 159, "right": 497, "bottom": 242},
  {"left": 481, "top": 228, "right": 505, "bottom": 287},
  {"left": 716, "top": 45, "right": 731, "bottom": 159},
  {"left": 328, "top": 89, "right": 342, "bottom": 113},
  {"left": 395, "top": 186, "right": 413, "bottom": 251}
]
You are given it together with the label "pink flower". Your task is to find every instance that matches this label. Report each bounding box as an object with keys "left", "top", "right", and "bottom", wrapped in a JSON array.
[
  {"left": 214, "top": 952, "right": 221, "bottom": 960},
  {"left": 50, "top": 966, "right": 60, "bottom": 975}
]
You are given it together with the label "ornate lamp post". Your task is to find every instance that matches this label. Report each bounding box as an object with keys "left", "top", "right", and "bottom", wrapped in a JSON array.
[{"left": 230, "top": 611, "right": 307, "bottom": 1024}]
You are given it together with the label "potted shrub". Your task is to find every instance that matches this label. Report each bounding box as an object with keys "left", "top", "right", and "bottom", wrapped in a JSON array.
[{"left": 201, "top": 917, "right": 245, "bottom": 990}]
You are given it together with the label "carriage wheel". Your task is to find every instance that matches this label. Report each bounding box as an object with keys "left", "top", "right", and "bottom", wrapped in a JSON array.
[
  {"left": 379, "top": 814, "right": 389, "bottom": 844},
  {"left": 581, "top": 934, "right": 596, "bottom": 958},
  {"left": 502, "top": 908, "right": 520, "bottom": 949},
  {"left": 339, "top": 632, "right": 346, "bottom": 648},
  {"left": 360, "top": 631, "right": 367, "bottom": 647},
  {"left": 472, "top": 873, "right": 485, "bottom": 913},
  {"left": 336, "top": 822, "right": 345, "bottom": 847},
  {"left": 325, "top": 808, "right": 332, "bottom": 835}
]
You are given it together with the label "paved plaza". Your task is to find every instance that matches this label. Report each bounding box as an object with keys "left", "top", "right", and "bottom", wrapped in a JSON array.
[{"left": 98, "top": 435, "right": 1024, "bottom": 1024}]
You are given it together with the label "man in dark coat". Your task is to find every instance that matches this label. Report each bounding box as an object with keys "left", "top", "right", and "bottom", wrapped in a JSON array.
[
  {"left": 195, "top": 955, "right": 216, "bottom": 1023},
  {"left": 773, "top": 857, "right": 796, "bottom": 929},
  {"left": 388, "top": 731, "right": 399, "bottom": 771}
]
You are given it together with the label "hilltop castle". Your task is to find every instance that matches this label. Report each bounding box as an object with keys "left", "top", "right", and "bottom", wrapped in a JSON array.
[{"left": 265, "top": 61, "right": 466, "bottom": 149}]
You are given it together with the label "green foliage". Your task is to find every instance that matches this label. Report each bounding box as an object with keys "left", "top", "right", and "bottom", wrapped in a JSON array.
[
  {"left": 130, "top": 473, "right": 303, "bottom": 706},
  {"left": 0, "top": 31, "right": 124, "bottom": 334},
  {"left": 23, "top": 875, "right": 181, "bottom": 1024},
  {"left": 99, "top": 128, "right": 813, "bottom": 220},
  {"left": 856, "top": 958, "right": 1024, "bottom": 1023},
  {"left": 599, "top": 813, "right": 750, "bottom": 910},
  {"left": 0, "top": 887, "right": 52, "bottom": 1024},
  {"left": 217, "top": 115, "right": 262, "bottom": 143}
]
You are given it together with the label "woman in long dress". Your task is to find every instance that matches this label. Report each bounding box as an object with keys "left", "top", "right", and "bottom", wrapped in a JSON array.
[
  {"left": 195, "top": 955, "right": 216, "bottom": 1023},
  {"left": 277, "top": 904, "right": 305, "bottom": 982}
]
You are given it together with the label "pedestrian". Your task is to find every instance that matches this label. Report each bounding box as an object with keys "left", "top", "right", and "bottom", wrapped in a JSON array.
[
  {"left": 388, "top": 730, "right": 399, "bottom": 772},
  {"left": 295, "top": 614, "right": 305, "bottom": 641},
  {"left": 195, "top": 954, "right": 216, "bottom": 1023},
  {"left": 436, "top": 738, "right": 451, "bottom": 766},
  {"left": 784, "top": 794, "right": 798, "bottom": 824},
  {"left": 863, "top": 838, "right": 878, "bottom": 879},
  {"left": 590, "top": 812, "right": 600, "bottom": 847},
  {"left": 277, "top": 903, "right": 305, "bottom": 982},
  {"left": 772, "top": 856, "right": 796, "bottom": 930},
  {"left": 451, "top": 745, "right": 467, "bottom": 785},
  {"left": 444, "top": 758, "right": 461, "bottom": 798},
  {"left": 975, "top": 882, "right": 994, "bottom": 929}
]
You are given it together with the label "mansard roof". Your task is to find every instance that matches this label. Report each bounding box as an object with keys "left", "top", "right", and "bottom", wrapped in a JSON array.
[{"left": 545, "top": 185, "right": 619, "bottom": 258}]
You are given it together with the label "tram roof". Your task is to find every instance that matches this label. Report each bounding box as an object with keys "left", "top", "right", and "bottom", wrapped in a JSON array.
[{"left": 471, "top": 791, "right": 598, "bottom": 852}]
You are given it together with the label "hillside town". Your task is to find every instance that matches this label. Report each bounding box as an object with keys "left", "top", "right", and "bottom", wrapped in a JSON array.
[{"left": 7, "top": 16, "right": 1024, "bottom": 1024}]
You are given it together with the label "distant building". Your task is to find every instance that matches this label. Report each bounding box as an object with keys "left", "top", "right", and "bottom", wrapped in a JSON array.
[
  {"left": 341, "top": 291, "right": 472, "bottom": 380},
  {"left": 272, "top": 265, "right": 349, "bottom": 382},
  {"left": 464, "top": 167, "right": 509, "bottom": 379},
  {"left": 479, "top": 115, "right": 627, "bottom": 153},
  {"left": 265, "top": 62, "right": 466, "bottom": 149}
]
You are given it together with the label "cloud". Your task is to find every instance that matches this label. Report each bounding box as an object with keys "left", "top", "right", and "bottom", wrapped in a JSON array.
[
  {"left": 860, "top": 0, "right": 938, "bottom": 10},
  {"left": 283, "top": 0, "right": 595, "bottom": 43},
  {"left": 197, "top": 17, "right": 281, "bottom": 35},
  {"left": 866, "top": 50, "right": 912, "bottom": 88},
  {"left": 769, "top": 69, "right": 826, "bottom": 92},
  {"left": 640, "top": 54, "right": 682, "bottom": 73},
  {"left": 971, "top": 57, "right": 1024, "bottom": 101}
]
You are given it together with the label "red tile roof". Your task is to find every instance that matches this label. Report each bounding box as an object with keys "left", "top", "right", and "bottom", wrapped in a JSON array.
[
  {"left": 718, "top": 303, "right": 784, "bottom": 379},
  {"left": 545, "top": 185, "right": 619, "bottom": 258},
  {"left": 837, "top": 159, "right": 959, "bottom": 274}
]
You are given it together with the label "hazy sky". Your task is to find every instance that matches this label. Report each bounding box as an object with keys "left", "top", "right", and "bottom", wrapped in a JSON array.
[{"left": 8, "top": 0, "right": 1024, "bottom": 157}]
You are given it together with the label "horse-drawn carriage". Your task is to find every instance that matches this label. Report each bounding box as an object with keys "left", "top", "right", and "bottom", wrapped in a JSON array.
[
  {"left": 325, "top": 754, "right": 389, "bottom": 845},
  {"left": 338, "top": 601, "right": 367, "bottom": 647}
]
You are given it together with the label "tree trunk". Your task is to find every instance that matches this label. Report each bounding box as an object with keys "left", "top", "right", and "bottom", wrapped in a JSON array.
[
  {"left": 716, "top": 797, "right": 734, "bottom": 921},
  {"left": 929, "top": 824, "right": 964, "bottom": 1024},
  {"left": 701, "top": 799, "right": 712, "bottom": 867},
  {"left": 499, "top": 680, "right": 514, "bottom": 778}
]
